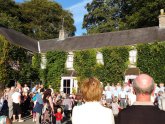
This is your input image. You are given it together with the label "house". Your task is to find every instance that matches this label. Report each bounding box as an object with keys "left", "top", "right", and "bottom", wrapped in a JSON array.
[{"left": 1, "top": 10, "right": 165, "bottom": 94}]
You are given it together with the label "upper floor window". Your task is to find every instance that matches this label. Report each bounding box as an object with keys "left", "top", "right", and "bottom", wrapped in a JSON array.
[
  {"left": 41, "top": 53, "right": 47, "bottom": 69},
  {"left": 66, "top": 52, "right": 74, "bottom": 70},
  {"left": 129, "top": 49, "right": 137, "bottom": 65},
  {"left": 96, "top": 51, "right": 104, "bottom": 65}
]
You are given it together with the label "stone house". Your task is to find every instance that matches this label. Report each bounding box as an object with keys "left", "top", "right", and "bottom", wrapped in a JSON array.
[{"left": 0, "top": 11, "right": 165, "bottom": 94}]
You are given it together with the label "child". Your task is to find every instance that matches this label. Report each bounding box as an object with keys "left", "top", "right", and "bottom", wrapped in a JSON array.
[
  {"left": 54, "top": 108, "right": 63, "bottom": 124},
  {"left": 111, "top": 97, "right": 120, "bottom": 116}
]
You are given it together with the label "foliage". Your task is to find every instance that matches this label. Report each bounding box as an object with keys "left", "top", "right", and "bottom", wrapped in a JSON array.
[
  {"left": 137, "top": 42, "right": 165, "bottom": 83},
  {"left": 0, "top": 0, "right": 21, "bottom": 30},
  {"left": 0, "top": 0, "right": 76, "bottom": 40},
  {"left": 46, "top": 51, "right": 67, "bottom": 91},
  {"left": 99, "top": 47, "right": 129, "bottom": 84},
  {"left": 83, "top": 0, "right": 165, "bottom": 34},
  {"left": 20, "top": 0, "right": 76, "bottom": 39},
  {"left": 73, "top": 47, "right": 129, "bottom": 85},
  {"left": 122, "top": 0, "right": 165, "bottom": 29},
  {"left": 74, "top": 50, "right": 96, "bottom": 80},
  {"left": 0, "top": 35, "right": 40, "bottom": 86},
  {"left": 0, "top": 35, "right": 10, "bottom": 86},
  {"left": 83, "top": 0, "right": 124, "bottom": 34}
]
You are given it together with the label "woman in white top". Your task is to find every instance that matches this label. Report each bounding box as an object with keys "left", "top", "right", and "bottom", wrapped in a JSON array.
[{"left": 72, "top": 77, "right": 115, "bottom": 124}]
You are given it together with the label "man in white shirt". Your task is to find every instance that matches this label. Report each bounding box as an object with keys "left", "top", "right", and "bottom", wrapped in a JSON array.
[
  {"left": 12, "top": 88, "right": 24, "bottom": 122},
  {"left": 119, "top": 87, "right": 127, "bottom": 108},
  {"left": 105, "top": 87, "right": 112, "bottom": 106},
  {"left": 8, "top": 87, "right": 15, "bottom": 119}
]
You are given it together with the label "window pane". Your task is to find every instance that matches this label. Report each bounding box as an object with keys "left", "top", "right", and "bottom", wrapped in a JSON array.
[
  {"left": 63, "top": 80, "right": 67, "bottom": 87},
  {"left": 67, "top": 88, "right": 70, "bottom": 94},
  {"left": 67, "top": 80, "right": 70, "bottom": 87},
  {"left": 64, "top": 88, "right": 67, "bottom": 93}
]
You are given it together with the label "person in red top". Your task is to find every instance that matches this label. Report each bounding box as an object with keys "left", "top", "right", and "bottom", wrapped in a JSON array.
[{"left": 54, "top": 108, "right": 63, "bottom": 124}]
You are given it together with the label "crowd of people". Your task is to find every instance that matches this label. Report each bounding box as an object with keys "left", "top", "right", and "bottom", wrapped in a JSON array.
[
  {"left": 0, "top": 74, "right": 165, "bottom": 124},
  {"left": 0, "top": 83, "right": 75, "bottom": 124}
]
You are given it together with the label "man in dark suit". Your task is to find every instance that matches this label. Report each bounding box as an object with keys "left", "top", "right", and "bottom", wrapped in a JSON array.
[{"left": 118, "top": 74, "right": 165, "bottom": 124}]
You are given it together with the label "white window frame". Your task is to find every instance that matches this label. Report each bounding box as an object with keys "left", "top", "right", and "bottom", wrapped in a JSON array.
[
  {"left": 66, "top": 52, "right": 74, "bottom": 70},
  {"left": 96, "top": 51, "right": 104, "bottom": 65}
]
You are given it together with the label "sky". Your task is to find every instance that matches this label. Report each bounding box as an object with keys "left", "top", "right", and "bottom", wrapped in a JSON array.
[{"left": 15, "top": 0, "right": 92, "bottom": 36}]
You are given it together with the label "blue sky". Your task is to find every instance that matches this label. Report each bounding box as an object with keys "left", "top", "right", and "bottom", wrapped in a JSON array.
[{"left": 15, "top": 0, "right": 92, "bottom": 36}]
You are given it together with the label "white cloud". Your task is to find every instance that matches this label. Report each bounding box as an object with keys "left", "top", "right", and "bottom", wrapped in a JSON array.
[{"left": 66, "top": 0, "right": 92, "bottom": 25}]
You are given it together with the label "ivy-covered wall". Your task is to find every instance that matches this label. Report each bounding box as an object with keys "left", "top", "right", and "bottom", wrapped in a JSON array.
[
  {"left": 99, "top": 47, "right": 129, "bottom": 84},
  {"left": 46, "top": 51, "right": 67, "bottom": 90},
  {"left": 74, "top": 50, "right": 96, "bottom": 80},
  {"left": 137, "top": 42, "right": 165, "bottom": 83},
  {"left": 0, "top": 35, "right": 10, "bottom": 86},
  {"left": 0, "top": 35, "right": 40, "bottom": 86},
  {"left": 73, "top": 47, "right": 130, "bottom": 86}
]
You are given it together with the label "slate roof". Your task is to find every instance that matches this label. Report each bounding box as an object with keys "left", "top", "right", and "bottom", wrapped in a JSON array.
[
  {"left": 1, "top": 26, "right": 165, "bottom": 53},
  {"left": 39, "top": 26, "right": 165, "bottom": 53},
  {"left": 0, "top": 27, "right": 38, "bottom": 52}
]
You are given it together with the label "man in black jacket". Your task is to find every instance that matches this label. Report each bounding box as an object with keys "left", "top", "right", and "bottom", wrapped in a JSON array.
[{"left": 118, "top": 74, "right": 165, "bottom": 124}]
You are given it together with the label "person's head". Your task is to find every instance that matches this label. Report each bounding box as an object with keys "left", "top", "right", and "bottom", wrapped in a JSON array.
[
  {"left": 159, "top": 83, "right": 164, "bottom": 87},
  {"left": 40, "top": 84, "right": 44, "bottom": 88},
  {"left": 133, "top": 74, "right": 154, "bottom": 101},
  {"left": 158, "top": 91, "right": 163, "bottom": 96},
  {"left": 80, "top": 77, "right": 103, "bottom": 102},
  {"left": 10, "top": 86, "right": 15, "bottom": 92},
  {"left": 43, "top": 89, "right": 52, "bottom": 103},
  {"left": 15, "top": 88, "right": 20, "bottom": 92},
  {"left": 117, "top": 83, "right": 120, "bottom": 86},
  {"left": 57, "top": 108, "right": 62, "bottom": 113},
  {"left": 112, "top": 97, "right": 118, "bottom": 103}
]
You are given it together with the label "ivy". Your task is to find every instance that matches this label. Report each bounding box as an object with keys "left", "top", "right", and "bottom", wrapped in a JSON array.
[
  {"left": 0, "top": 35, "right": 10, "bottom": 86},
  {"left": 74, "top": 49, "right": 96, "bottom": 80},
  {"left": 73, "top": 47, "right": 129, "bottom": 86},
  {"left": 99, "top": 47, "right": 129, "bottom": 84},
  {"left": 137, "top": 42, "right": 165, "bottom": 83},
  {"left": 0, "top": 35, "right": 40, "bottom": 86},
  {"left": 46, "top": 51, "right": 67, "bottom": 91}
]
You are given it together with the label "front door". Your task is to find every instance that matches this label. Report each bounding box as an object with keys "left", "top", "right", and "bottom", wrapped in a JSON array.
[{"left": 63, "top": 79, "right": 71, "bottom": 94}]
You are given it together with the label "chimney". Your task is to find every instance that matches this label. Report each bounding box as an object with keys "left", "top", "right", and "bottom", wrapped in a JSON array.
[
  {"left": 59, "top": 29, "right": 65, "bottom": 40},
  {"left": 58, "top": 18, "right": 68, "bottom": 40},
  {"left": 58, "top": 29, "right": 68, "bottom": 41},
  {"left": 159, "top": 9, "right": 165, "bottom": 29}
]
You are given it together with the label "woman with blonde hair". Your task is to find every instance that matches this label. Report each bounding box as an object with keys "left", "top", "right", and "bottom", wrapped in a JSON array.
[{"left": 72, "top": 77, "right": 115, "bottom": 124}]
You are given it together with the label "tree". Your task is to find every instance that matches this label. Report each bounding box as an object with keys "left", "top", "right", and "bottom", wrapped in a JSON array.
[
  {"left": 122, "top": 0, "right": 165, "bottom": 29},
  {"left": 0, "top": 0, "right": 21, "bottom": 30},
  {"left": 83, "top": 0, "right": 165, "bottom": 34},
  {"left": 20, "top": 0, "right": 76, "bottom": 40},
  {"left": 0, "top": 0, "right": 76, "bottom": 40},
  {"left": 83, "top": 0, "right": 124, "bottom": 34}
]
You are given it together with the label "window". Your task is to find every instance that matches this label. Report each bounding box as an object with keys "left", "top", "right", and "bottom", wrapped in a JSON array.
[
  {"left": 63, "top": 79, "right": 71, "bottom": 94},
  {"left": 129, "top": 49, "right": 137, "bottom": 65},
  {"left": 41, "top": 54, "right": 47, "bottom": 69},
  {"left": 96, "top": 52, "right": 104, "bottom": 65},
  {"left": 66, "top": 52, "right": 74, "bottom": 70}
]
